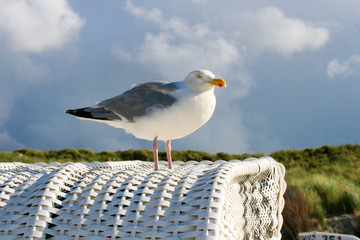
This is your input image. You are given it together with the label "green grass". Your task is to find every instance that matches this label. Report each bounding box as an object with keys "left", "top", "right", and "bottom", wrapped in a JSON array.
[
  {"left": 1, "top": 144, "right": 360, "bottom": 223},
  {"left": 287, "top": 167, "right": 360, "bottom": 221}
]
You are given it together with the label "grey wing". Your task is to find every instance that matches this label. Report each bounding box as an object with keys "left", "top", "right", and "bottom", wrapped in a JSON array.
[{"left": 96, "top": 82, "right": 179, "bottom": 122}]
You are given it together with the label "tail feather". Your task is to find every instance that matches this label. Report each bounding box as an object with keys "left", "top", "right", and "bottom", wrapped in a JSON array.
[{"left": 66, "top": 107, "right": 122, "bottom": 121}]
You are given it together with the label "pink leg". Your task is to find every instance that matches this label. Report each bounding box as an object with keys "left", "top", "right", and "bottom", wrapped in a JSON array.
[
  {"left": 165, "top": 140, "right": 172, "bottom": 170},
  {"left": 153, "top": 137, "right": 159, "bottom": 171}
]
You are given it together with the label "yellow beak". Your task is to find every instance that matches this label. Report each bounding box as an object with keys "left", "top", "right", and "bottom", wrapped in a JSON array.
[{"left": 208, "top": 78, "right": 226, "bottom": 88}]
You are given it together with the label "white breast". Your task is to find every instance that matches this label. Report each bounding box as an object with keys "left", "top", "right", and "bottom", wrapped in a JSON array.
[{"left": 120, "top": 89, "right": 216, "bottom": 141}]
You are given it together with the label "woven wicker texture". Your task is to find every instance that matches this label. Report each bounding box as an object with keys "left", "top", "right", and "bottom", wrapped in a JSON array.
[{"left": 0, "top": 157, "right": 286, "bottom": 240}]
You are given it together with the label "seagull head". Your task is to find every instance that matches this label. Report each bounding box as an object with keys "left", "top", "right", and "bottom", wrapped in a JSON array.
[{"left": 184, "top": 70, "right": 226, "bottom": 92}]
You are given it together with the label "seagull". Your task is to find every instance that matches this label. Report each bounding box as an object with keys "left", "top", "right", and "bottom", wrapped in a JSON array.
[{"left": 66, "top": 70, "right": 226, "bottom": 170}]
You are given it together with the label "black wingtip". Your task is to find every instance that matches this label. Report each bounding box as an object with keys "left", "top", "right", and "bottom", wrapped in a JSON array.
[
  {"left": 65, "top": 107, "right": 122, "bottom": 121},
  {"left": 65, "top": 107, "right": 91, "bottom": 118},
  {"left": 65, "top": 109, "right": 81, "bottom": 116}
]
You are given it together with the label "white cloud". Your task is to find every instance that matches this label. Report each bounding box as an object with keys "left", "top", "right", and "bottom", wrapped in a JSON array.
[
  {"left": 120, "top": 1, "right": 250, "bottom": 96},
  {"left": 112, "top": 44, "right": 133, "bottom": 62},
  {"left": 124, "top": 0, "right": 163, "bottom": 25},
  {"left": 327, "top": 55, "right": 360, "bottom": 79},
  {"left": 137, "top": 32, "right": 240, "bottom": 80},
  {"left": 0, "top": 0, "right": 84, "bottom": 150},
  {"left": 0, "top": 0, "right": 84, "bottom": 53},
  {"left": 119, "top": 4, "right": 330, "bottom": 80},
  {"left": 240, "top": 7, "right": 330, "bottom": 56}
]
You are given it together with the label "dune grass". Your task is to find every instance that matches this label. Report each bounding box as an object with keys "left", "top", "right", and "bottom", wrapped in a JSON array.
[{"left": 287, "top": 167, "right": 360, "bottom": 221}]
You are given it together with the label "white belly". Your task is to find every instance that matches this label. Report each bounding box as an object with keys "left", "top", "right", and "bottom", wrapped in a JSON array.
[{"left": 118, "top": 90, "right": 216, "bottom": 141}]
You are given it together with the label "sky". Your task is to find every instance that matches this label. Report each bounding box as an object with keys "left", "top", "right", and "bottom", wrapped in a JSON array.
[{"left": 0, "top": 0, "right": 360, "bottom": 155}]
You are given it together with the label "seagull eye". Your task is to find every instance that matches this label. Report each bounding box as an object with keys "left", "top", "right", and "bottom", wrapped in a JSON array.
[{"left": 196, "top": 74, "right": 203, "bottom": 79}]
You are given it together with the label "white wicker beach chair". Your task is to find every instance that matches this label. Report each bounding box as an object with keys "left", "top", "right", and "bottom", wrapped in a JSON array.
[{"left": 0, "top": 156, "right": 286, "bottom": 240}]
